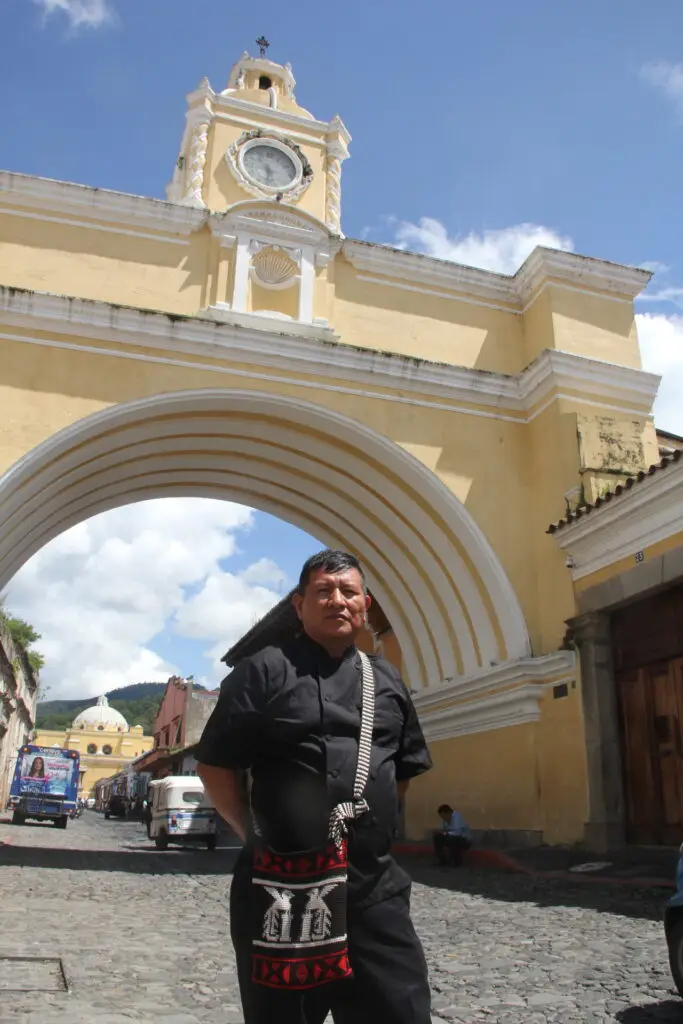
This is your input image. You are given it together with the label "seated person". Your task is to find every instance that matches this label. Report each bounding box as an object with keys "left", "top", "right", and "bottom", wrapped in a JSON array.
[{"left": 434, "top": 803, "right": 472, "bottom": 866}]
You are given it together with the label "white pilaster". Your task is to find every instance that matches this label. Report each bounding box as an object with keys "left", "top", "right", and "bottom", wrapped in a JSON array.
[
  {"left": 232, "top": 235, "right": 251, "bottom": 313},
  {"left": 298, "top": 246, "right": 315, "bottom": 324}
]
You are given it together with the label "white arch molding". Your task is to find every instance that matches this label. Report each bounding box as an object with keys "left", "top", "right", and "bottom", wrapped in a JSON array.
[{"left": 0, "top": 389, "right": 531, "bottom": 693}]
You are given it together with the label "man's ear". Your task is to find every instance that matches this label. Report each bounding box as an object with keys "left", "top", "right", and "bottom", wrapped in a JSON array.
[
  {"left": 364, "top": 592, "right": 372, "bottom": 613},
  {"left": 292, "top": 591, "right": 303, "bottom": 621}
]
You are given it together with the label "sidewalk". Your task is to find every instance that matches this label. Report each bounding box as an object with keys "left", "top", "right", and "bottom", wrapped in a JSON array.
[{"left": 395, "top": 839, "right": 680, "bottom": 889}]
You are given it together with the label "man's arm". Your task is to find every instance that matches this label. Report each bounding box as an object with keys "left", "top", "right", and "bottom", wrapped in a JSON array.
[
  {"left": 397, "top": 779, "right": 410, "bottom": 803},
  {"left": 197, "top": 764, "right": 247, "bottom": 841}
]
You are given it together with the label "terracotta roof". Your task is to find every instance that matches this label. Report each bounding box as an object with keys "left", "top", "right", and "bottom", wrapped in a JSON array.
[{"left": 547, "top": 449, "right": 683, "bottom": 534}]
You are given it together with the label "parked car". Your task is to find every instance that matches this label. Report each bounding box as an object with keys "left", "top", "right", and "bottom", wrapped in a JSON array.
[
  {"left": 665, "top": 846, "right": 683, "bottom": 995},
  {"left": 104, "top": 795, "right": 126, "bottom": 819}
]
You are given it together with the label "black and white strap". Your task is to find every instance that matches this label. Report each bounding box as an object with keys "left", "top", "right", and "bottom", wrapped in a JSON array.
[{"left": 329, "top": 650, "right": 375, "bottom": 848}]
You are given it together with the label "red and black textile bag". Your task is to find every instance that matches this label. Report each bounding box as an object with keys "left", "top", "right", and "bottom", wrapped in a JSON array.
[{"left": 249, "top": 651, "right": 375, "bottom": 991}]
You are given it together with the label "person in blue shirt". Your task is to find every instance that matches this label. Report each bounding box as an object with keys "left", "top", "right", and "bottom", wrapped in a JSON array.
[{"left": 434, "top": 803, "right": 472, "bottom": 867}]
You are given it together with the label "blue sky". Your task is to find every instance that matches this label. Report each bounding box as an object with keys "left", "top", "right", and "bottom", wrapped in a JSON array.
[{"left": 4, "top": 0, "right": 683, "bottom": 699}]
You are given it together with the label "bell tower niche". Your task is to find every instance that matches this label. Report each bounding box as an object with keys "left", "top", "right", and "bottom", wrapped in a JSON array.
[{"left": 166, "top": 41, "right": 351, "bottom": 235}]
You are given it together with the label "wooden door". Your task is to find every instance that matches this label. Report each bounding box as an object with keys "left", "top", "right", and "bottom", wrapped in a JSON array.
[{"left": 617, "top": 659, "right": 683, "bottom": 844}]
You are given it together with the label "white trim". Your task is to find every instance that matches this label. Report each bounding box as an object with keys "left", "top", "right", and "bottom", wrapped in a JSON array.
[
  {"left": 0, "top": 289, "right": 660, "bottom": 421},
  {"left": 210, "top": 108, "right": 327, "bottom": 149},
  {"left": 213, "top": 93, "right": 331, "bottom": 134},
  {"left": 0, "top": 171, "right": 204, "bottom": 236},
  {"left": 551, "top": 458, "right": 683, "bottom": 580},
  {"left": 412, "top": 650, "right": 575, "bottom": 713},
  {"left": 419, "top": 683, "right": 553, "bottom": 742},
  {"left": 516, "top": 247, "right": 651, "bottom": 305},
  {"left": 344, "top": 242, "right": 652, "bottom": 312},
  {"left": 0, "top": 205, "right": 189, "bottom": 246}
]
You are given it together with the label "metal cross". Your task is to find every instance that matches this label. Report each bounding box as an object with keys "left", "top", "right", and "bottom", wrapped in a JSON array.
[{"left": 256, "top": 36, "right": 270, "bottom": 58}]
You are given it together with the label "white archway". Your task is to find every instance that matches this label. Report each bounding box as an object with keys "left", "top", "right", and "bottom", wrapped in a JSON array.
[{"left": 0, "top": 389, "right": 530, "bottom": 692}]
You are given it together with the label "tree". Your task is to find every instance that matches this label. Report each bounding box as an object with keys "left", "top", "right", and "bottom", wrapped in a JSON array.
[{"left": 0, "top": 600, "right": 45, "bottom": 674}]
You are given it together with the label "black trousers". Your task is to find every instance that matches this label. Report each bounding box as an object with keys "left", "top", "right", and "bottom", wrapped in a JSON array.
[
  {"left": 230, "top": 868, "right": 431, "bottom": 1024},
  {"left": 433, "top": 832, "right": 471, "bottom": 866}
]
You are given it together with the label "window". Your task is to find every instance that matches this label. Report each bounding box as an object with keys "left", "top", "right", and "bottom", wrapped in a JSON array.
[
  {"left": 182, "top": 791, "right": 202, "bottom": 805},
  {"left": 259, "top": 75, "right": 272, "bottom": 90},
  {"left": 102, "top": 744, "right": 113, "bottom": 756},
  {"left": 87, "top": 743, "right": 97, "bottom": 755},
  {"left": 97, "top": 725, "right": 104, "bottom": 731}
]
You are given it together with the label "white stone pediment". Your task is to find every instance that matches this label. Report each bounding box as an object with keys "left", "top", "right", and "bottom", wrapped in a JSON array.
[{"left": 209, "top": 201, "right": 334, "bottom": 252}]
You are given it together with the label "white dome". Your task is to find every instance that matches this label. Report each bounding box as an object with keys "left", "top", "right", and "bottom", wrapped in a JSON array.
[{"left": 72, "top": 695, "right": 128, "bottom": 731}]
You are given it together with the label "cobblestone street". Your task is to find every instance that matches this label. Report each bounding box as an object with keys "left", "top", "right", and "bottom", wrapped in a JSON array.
[{"left": 0, "top": 812, "right": 680, "bottom": 1023}]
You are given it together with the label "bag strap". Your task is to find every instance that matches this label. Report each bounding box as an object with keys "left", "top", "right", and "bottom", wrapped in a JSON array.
[{"left": 353, "top": 651, "right": 375, "bottom": 801}]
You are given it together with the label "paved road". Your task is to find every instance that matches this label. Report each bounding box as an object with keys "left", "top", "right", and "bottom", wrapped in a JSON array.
[{"left": 0, "top": 812, "right": 680, "bottom": 1023}]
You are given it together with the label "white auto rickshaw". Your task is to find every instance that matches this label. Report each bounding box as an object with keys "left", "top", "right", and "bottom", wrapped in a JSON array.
[{"left": 147, "top": 776, "right": 218, "bottom": 851}]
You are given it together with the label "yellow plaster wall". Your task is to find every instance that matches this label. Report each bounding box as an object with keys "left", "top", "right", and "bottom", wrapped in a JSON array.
[
  {"left": 331, "top": 258, "right": 525, "bottom": 374},
  {"left": 406, "top": 722, "right": 541, "bottom": 840},
  {"left": 536, "top": 684, "right": 589, "bottom": 843},
  {"left": 0, "top": 211, "right": 211, "bottom": 314}
]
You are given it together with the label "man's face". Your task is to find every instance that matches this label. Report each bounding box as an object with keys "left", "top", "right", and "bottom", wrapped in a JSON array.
[
  {"left": 292, "top": 567, "right": 371, "bottom": 648},
  {"left": 439, "top": 809, "right": 451, "bottom": 823}
]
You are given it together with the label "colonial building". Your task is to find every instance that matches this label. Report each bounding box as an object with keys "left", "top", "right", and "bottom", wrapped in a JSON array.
[
  {"left": 0, "top": 621, "right": 38, "bottom": 810},
  {"left": 132, "top": 676, "right": 219, "bottom": 780},
  {"left": 0, "top": 44, "right": 667, "bottom": 849},
  {"left": 34, "top": 696, "right": 153, "bottom": 799}
]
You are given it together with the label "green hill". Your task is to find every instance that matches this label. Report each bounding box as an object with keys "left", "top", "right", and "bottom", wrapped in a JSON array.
[{"left": 36, "top": 682, "right": 168, "bottom": 736}]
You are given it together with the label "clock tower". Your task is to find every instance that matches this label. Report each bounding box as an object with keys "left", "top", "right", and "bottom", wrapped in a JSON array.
[
  {"left": 166, "top": 47, "right": 350, "bottom": 326},
  {"left": 166, "top": 48, "right": 350, "bottom": 233}
]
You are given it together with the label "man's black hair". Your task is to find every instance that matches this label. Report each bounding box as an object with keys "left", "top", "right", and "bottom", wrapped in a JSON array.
[
  {"left": 297, "top": 549, "right": 366, "bottom": 594},
  {"left": 437, "top": 803, "right": 453, "bottom": 815}
]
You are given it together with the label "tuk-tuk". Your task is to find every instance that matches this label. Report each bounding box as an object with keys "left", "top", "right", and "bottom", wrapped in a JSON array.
[{"left": 147, "top": 776, "right": 218, "bottom": 850}]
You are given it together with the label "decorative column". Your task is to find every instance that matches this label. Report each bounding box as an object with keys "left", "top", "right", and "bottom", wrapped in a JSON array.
[
  {"left": 324, "top": 117, "right": 350, "bottom": 236},
  {"left": 568, "top": 611, "right": 625, "bottom": 851},
  {"left": 181, "top": 119, "right": 210, "bottom": 208}
]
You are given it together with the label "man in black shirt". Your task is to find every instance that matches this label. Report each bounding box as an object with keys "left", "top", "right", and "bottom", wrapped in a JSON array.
[{"left": 197, "top": 549, "right": 433, "bottom": 1024}]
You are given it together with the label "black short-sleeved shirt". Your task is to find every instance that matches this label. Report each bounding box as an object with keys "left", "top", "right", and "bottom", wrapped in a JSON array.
[{"left": 196, "top": 632, "right": 432, "bottom": 906}]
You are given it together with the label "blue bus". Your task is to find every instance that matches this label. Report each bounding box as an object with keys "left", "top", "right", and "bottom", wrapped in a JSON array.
[{"left": 8, "top": 744, "right": 80, "bottom": 828}]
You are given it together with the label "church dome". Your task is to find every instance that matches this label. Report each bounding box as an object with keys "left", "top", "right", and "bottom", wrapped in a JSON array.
[{"left": 72, "top": 695, "right": 128, "bottom": 732}]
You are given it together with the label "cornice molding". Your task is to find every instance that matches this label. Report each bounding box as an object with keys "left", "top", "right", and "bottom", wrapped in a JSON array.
[
  {"left": 0, "top": 170, "right": 205, "bottom": 237},
  {"left": 412, "top": 650, "right": 575, "bottom": 714},
  {"left": 551, "top": 458, "right": 683, "bottom": 580},
  {"left": 515, "top": 247, "right": 652, "bottom": 304},
  {"left": 343, "top": 242, "right": 653, "bottom": 313},
  {"left": 0, "top": 288, "right": 659, "bottom": 420},
  {"left": 418, "top": 682, "right": 550, "bottom": 742},
  {"left": 343, "top": 239, "right": 518, "bottom": 307}
]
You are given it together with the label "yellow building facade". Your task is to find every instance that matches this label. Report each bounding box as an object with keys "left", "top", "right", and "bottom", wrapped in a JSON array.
[
  {"left": 0, "top": 49, "right": 664, "bottom": 848},
  {"left": 34, "top": 696, "right": 153, "bottom": 799}
]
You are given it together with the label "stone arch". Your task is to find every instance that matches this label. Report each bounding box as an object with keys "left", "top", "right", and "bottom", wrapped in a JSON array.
[{"left": 0, "top": 388, "right": 530, "bottom": 691}]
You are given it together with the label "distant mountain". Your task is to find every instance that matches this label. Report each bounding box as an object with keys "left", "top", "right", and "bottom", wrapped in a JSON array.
[{"left": 36, "top": 681, "right": 170, "bottom": 735}]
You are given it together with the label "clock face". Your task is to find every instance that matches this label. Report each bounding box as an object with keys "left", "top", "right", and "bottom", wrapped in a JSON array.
[{"left": 242, "top": 143, "right": 298, "bottom": 190}]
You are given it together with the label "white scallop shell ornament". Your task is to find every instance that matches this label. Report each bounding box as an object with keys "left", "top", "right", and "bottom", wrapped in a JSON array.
[{"left": 252, "top": 245, "right": 299, "bottom": 287}]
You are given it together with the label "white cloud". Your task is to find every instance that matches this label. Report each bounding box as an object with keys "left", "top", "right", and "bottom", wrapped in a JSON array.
[
  {"left": 3, "top": 498, "right": 287, "bottom": 701},
  {"left": 639, "top": 286, "right": 683, "bottom": 310},
  {"left": 174, "top": 569, "right": 289, "bottom": 675},
  {"left": 641, "top": 60, "right": 683, "bottom": 118},
  {"left": 391, "top": 218, "right": 574, "bottom": 275},
  {"left": 637, "top": 313, "right": 683, "bottom": 435},
  {"left": 32, "top": 0, "right": 113, "bottom": 29}
]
